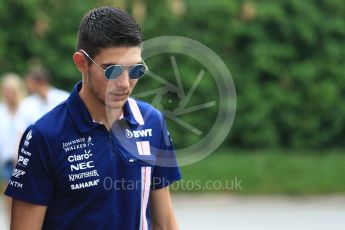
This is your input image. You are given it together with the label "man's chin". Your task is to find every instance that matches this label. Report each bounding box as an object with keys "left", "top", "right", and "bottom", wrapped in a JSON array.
[{"left": 105, "top": 100, "right": 126, "bottom": 110}]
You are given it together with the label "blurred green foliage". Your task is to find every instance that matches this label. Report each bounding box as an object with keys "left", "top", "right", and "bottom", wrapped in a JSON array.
[
  {"left": 176, "top": 148, "right": 345, "bottom": 194},
  {"left": 0, "top": 0, "right": 344, "bottom": 149}
]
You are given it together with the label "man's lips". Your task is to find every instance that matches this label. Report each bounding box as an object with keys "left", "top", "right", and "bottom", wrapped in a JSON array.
[{"left": 108, "top": 93, "right": 128, "bottom": 101}]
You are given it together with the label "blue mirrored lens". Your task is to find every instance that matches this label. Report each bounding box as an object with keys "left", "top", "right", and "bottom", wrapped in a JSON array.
[
  {"left": 105, "top": 66, "right": 123, "bottom": 79},
  {"left": 128, "top": 65, "right": 146, "bottom": 79}
]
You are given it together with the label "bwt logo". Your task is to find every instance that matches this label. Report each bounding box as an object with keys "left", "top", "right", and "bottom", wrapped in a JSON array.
[{"left": 125, "top": 129, "right": 153, "bottom": 138}]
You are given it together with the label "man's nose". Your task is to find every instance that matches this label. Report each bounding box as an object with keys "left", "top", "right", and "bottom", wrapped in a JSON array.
[{"left": 115, "top": 70, "right": 130, "bottom": 90}]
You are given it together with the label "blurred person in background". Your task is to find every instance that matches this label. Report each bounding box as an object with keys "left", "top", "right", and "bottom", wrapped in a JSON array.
[
  {"left": 0, "top": 73, "right": 26, "bottom": 219},
  {"left": 15, "top": 67, "right": 69, "bottom": 135}
]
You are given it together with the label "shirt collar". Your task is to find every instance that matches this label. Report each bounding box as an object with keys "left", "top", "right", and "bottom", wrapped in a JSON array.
[{"left": 67, "top": 82, "right": 141, "bottom": 134}]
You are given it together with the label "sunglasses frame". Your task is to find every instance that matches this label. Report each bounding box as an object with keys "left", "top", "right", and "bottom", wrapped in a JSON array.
[{"left": 79, "top": 49, "right": 148, "bottom": 80}]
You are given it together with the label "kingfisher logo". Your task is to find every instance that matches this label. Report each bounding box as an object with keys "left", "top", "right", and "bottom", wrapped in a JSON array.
[{"left": 125, "top": 129, "right": 152, "bottom": 138}]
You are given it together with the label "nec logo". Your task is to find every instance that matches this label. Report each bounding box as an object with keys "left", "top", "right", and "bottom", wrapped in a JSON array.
[
  {"left": 125, "top": 129, "right": 152, "bottom": 138},
  {"left": 70, "top": 161, "right": 94, "bottom": 172}
]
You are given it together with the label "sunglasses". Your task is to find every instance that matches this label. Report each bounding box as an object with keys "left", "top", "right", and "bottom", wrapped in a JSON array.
[{"left": 79, "top": 49, "right": 148, "bottom": 80}]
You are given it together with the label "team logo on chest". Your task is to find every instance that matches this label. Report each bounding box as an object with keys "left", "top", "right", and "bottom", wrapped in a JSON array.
[
  {"left": 125, "top": 128, "right": 152, "bottom": 138},
  {"left": 62, "top": 136, "right": 100, "bottom": 190},
  {"left": 67, "top": 148, "right": 100, "bottom": 190},
  {"left": 62, "top": 136, "right": 94, "bottom": 152}
]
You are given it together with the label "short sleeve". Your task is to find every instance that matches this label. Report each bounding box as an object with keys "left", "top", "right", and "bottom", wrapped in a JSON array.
[
  {"left": 151, "top": 116, "right": 182, "bottom": 190},
  {"left": 5, "top": 125, "right": 55, "bottom": 205}
]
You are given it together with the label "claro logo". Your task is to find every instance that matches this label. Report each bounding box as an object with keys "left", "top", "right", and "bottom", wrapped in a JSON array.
[{"left": 125, "top": 129, "right": 152, "bottom": 138}]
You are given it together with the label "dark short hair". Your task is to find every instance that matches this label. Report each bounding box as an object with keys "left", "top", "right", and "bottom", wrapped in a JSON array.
[{"left": 77, "top": 6, "right": 143, "bottom": 61}]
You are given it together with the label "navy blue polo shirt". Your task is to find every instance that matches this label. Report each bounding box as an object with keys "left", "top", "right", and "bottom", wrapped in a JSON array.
[{"left": 5, "top": 82, "right": 181, "bottom": 230}]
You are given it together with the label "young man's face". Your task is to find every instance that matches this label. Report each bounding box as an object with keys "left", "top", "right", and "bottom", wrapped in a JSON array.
[{"left": 86, "top": 47, "right": 142, "bottom": 110}]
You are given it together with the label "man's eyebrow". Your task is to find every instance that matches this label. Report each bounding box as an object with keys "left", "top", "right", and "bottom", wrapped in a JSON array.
[{"left": 101, "top": 63, "right": 118, "bottom": 68}]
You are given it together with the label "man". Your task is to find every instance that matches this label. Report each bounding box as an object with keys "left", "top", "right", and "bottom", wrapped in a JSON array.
[
  {"left": 15, "top": 67, "right": 69, "bottom": 136},
  {"left": 5, "top": 6, "right": 181, "bottom": 230}
]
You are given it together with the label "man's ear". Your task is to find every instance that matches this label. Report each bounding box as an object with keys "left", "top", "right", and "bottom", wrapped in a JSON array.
[{"left": 73, "top": 51, "right": 88, "bottom": 73}]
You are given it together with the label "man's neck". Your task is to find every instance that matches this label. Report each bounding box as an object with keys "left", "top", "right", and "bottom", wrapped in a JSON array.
[{"left": 79, "top": 86, "right": 122, "bottom": 131}]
